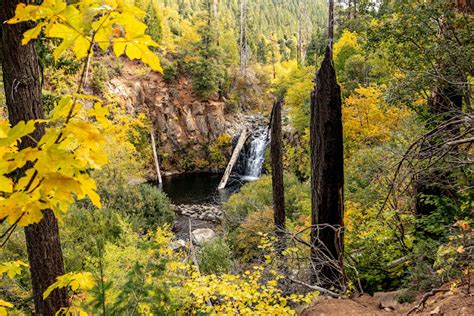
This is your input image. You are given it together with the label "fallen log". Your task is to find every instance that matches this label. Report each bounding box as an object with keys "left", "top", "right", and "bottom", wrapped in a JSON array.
[
  {"left": 150, "top": 130, "right": 162, "bottom": 185},
  {"left": 218, "top": 128, "right": 248, "bottom": 190}
]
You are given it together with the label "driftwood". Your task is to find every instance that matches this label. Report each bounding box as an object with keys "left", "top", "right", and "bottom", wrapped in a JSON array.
[
  {"left": 288, "top": 278, "right": 342, "bottom": 299},
  {"left": 150, "top": 130, "right": 162, "bottom": 184},
  {"left": 406, "top": 288, "right": 449, "bottom": 315},
  {"left": 218, "top": 128, "right": 248, "bottom": 190}
]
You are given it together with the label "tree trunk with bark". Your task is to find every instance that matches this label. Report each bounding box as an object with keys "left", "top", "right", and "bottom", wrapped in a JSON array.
[
  {"left": 1, "top": 0, "right": 68, "bottom": 314},
  {"left": 271, "top": 99, "right": 286, "bottom": 254},
  {"left": 310, "top": 47, "right": 345, "bottom": 287}
]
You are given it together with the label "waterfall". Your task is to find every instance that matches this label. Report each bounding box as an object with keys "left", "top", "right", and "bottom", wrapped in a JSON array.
[{"left": 235, "top": 125, "right": 270, "bottom": 181}]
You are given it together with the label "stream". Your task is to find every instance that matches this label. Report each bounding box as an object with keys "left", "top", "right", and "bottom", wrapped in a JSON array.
[{"left": 161, "top": 119, "right": 270, "bottom": 241}]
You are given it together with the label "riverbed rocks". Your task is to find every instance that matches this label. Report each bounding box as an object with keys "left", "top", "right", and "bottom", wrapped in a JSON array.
[
  {"left": 172, "top": 204, "right": 223, "bottom": 222},
  {"left": 191, "top": 228, "right": 216, "bottom": 246}
]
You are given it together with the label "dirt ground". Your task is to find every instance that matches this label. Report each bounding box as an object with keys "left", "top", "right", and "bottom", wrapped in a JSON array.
[{"left": 301, "top": 280, "right": 473, "bottom": 315}]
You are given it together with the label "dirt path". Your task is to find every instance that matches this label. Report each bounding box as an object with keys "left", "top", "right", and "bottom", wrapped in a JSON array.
[{"left": 301, "top": 282, "right": 473, "bottom": 315}]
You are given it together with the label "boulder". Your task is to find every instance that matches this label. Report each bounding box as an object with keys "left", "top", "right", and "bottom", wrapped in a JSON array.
[
  {"left": 191, "top": 228, "right": 216, "bottom": 246},
  {"left": 169, "top": 239, "right": 186, "bottom": 251},
  {"left": 374, "top": 290, "right": 404, "bottom": 310}
]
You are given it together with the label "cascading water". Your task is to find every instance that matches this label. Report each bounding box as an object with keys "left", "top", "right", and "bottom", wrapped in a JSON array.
[{"left": 235, "top": 124, "right": 270, "bottom": 181}]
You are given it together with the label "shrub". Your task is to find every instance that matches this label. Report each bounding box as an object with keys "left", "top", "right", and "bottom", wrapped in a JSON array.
[
  {"left": 61, "top": 205, "right": 127, "bottom": 272},
  {"left": 197, "top": 238, "right": 232, "bottom": 275},
  {"left": 235, "top": 208, "right": 274, "bottom": 262},
  {"left": 224, "top": 174, "right": 310, "bottom": 234},
  {"left": 163, "top": 60, "right": 178, "bottom": 83},
  {"left": 91, "top": 63, "right": 110, "bottom": 94},
  {"left": 209, "top": 133, "right": 232, "bottom": 170},
  {"left": 97, "top": 182, "right": 174, "bottom": 231}
]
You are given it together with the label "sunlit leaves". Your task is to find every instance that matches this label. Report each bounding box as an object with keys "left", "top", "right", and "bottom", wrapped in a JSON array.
[
  {"left": 343, "top": 86, "right": 410, "bottom": 146},
  {"left": 7, "top": 0, "right": 162, "bottom": 72},
  {"left": 43, "top": 272, "right": 95, "bottom": 299},
  {"left": 0, "top": 261, "right": 28, "bottom": 279},
  {"left": 0, "top": 96, "right": 109, "bottom": 226},
  {"left": 0, "top": 300, "right": 14, "bottom": 316}
]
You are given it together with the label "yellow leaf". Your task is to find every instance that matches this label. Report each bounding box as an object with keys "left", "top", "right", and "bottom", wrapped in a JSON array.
[
  {"left": 0, "top": 261, "right": 29, "bottom": 279},
  {"left": 22, "top": 22, "right": 45, "bottom": 45},
  {"left": 0, "top": 120, "right": 37, "bottom": 147},
  {"left": 126, "top": 42, "right": 142, "bottom": 60},
  {"left": 0, "top": 176, "right": 13, "bottom": 193},
  {"left": 73, "top": 36, "right": 91, "bottom": 60}
]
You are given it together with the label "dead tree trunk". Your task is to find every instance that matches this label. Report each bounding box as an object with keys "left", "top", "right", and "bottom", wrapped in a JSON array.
[
  {"left": 328, "top": 0, "right": 335, "bottom": 57},
  {"left": 310, "top": 47, "right": 345, "bottom": 288},
  {"left": 1, "top": 0, "right": 68, "bottom": 314},
  {"left": 297, "top": 0, "right": 303, "bottom": 66},
  {"left": 150, "top": 130, "right": 162, "bottom": 185},
  {"left": 218, "top": 129, "right": 248, "bottom": 189},
  {"left": 271, "top": 99, "right": 286, "bottom": 254},
  {"left": 239, "top": 0, "right": 248, "bottom": 71},
  {"left": 213, "top": 0, "right": 220, "bottom": 46}
]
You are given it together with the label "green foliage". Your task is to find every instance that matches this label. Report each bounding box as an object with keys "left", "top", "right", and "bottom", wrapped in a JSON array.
[
  {"left": 367, "top": 1, "right": 472, "bottom": 108},
  {"left": 162, "top": 60, "right": 178, "bottom": 83},
  {"left": 275, "top": 62, "right": 314, "bottom": 132},
  {"left": 97, "top": 182, "right": 174, "bottom": 231},
  {"left": 235, "top": 208, "right": 275, "bottom": 262},
  {"left": 209, "top": 133, "right": 232, "bottom": 170},
  {"left": 91, "top": 63, "right": 110, "bottom": 95},
  {"left": 224, "top": 174, "right": 310, "bottom": 230},
  {"left": 61, "top": 206, "right": 126, "bottom": 272},
  {"left": 197, "top": 238, "right": 232, "bottom": 275},
  {"left": 190, "top": 52, "right": 225, "bottom": 99},
  {"left": 224, "top": 174, "right": 310, "bottom": 259}
]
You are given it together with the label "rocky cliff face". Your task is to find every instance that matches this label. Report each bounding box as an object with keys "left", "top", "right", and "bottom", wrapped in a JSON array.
[{"left": 106, "top": 62, "right": 241, "bottom": 173}]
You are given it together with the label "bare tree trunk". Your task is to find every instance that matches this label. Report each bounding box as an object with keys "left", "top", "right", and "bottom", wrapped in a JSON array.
[
  {"left": 328, "top": 0, "right": 335, "bottom": 57},
  {"left": 239, "top": 0, "right": 248, "bottom": 71},
  {"left": 1, "top": 0, "right": 68, "bottom": 314},
  {"left": 271, "top": 32, "right": 277, "bottom": 79},
  {"left": 213, "top": 0, "right": 220, "bottom": 46},
  {"left": 297, "top": 0, "right": 303, "bottom": 66},
  {"left": 310, "top": 47, "right": 345, "bottom": 288},
  {"left": 271, "top": 99, "right": 286, "bottom": 255}
]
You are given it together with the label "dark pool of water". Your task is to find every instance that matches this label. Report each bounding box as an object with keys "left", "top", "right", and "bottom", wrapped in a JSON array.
[{"left": 160, "top": 172, "right": 247, "bottom": 205}]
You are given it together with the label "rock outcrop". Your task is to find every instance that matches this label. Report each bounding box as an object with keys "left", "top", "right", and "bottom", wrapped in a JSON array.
[{"left": 106, "top": 62, "right": 243, "bottom": 173}]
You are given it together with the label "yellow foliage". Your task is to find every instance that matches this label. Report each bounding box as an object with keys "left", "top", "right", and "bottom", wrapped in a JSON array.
[
  {"left": 43, "top": 272, "right": 96, "bottom": 300},
  {"left": 0, "top": 261, "right": 28, "bottom": 279},
  {"left": 0, "top": 96, "right": 109, "bottom": 226},
  {"left": 343, "top": 86, "right": 410, "bottom": 145},
  {"left": 0, "top": 300, "right": 14, "bottom": 316},
  {"left": 334, "top": 30, "right": 360, "bottom": 59},
  {"left": 7, "top": 0, "right": 162, "bottom": 72},
  {"left": 1, "top": 0, "right": 161, "bottom": 227},
  {"left": 183, "top": 266, "right": 318, "bottom": 315}
]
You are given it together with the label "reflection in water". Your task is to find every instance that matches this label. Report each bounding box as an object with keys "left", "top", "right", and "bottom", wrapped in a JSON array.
[{"left": 160, "top": 173, "right": 246, "bottom": 205}]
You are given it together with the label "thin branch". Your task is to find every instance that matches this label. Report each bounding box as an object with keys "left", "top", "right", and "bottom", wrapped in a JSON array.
[{"left": 288, "top": 278, "right": 342, "bottom": 298}]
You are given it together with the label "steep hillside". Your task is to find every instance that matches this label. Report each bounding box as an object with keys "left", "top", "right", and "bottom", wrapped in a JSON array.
[{"left": 104, "top": 59, "right": 247, "bottom": 174}]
